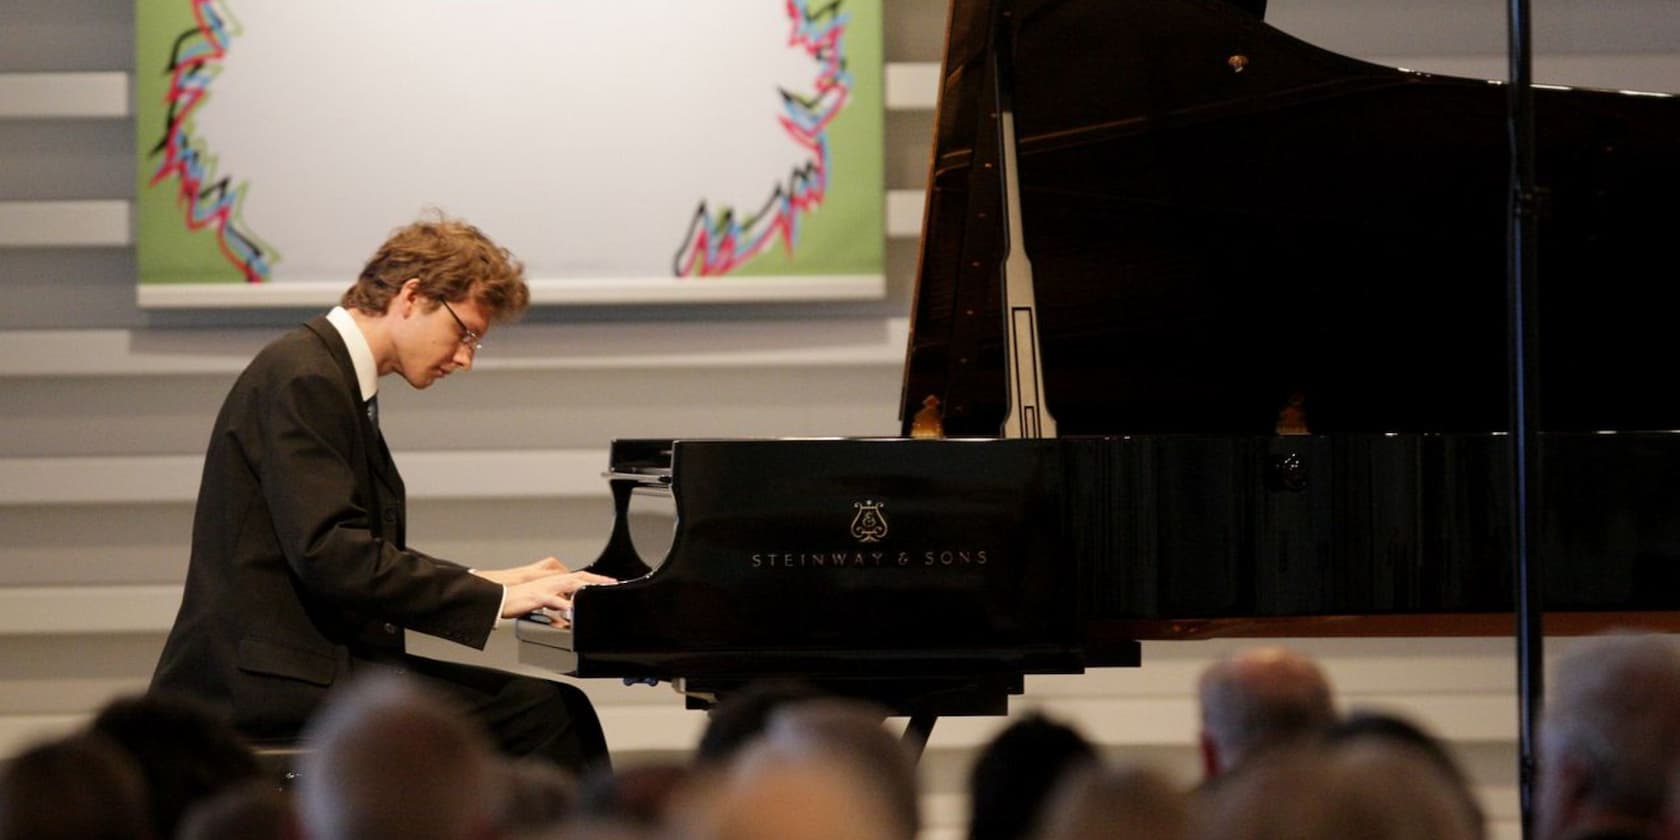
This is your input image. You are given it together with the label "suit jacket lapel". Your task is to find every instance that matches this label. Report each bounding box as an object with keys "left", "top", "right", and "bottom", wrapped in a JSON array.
[{"left": 302, "top": 317, "right": 406, "bottom": 537}]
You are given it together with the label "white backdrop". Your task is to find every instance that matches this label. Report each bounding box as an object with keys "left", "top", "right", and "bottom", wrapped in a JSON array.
[{"left": 141, "top": 0, "right": 885, "bottom": 305}]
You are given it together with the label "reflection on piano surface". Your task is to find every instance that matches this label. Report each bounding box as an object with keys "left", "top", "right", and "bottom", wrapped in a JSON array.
[{"left": 519, "top": 0, "right": 1680, "bottom": 724}]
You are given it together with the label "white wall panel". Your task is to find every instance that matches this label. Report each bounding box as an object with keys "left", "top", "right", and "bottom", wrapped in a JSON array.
[
  {"left": 0, "top": 502, "right": 193, "bottom": 585},
  {"left": 0, "top": 72, "right": 128, "bottom": 118},
  {"left": 0, "top": 200, "right": 128, "bottom": 247}
]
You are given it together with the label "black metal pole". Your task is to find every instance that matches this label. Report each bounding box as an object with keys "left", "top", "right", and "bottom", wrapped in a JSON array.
[{"left": 1505, "top": 0, "right": 1544, "bottom": 836}]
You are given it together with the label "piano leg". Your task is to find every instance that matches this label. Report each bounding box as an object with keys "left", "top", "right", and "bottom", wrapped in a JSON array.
[{"left": 903, "top": 713, "right": 937, "bottom": 763}]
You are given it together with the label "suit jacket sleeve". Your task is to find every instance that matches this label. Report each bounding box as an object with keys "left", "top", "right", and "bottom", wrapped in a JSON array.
[{"left": 254, "top": 365, "right": 501, "bottom": 648}]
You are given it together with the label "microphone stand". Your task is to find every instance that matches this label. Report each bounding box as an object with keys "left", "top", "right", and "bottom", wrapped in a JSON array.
[{"left": 1504, "top": 0, "right": 1544, "bottom": 835}]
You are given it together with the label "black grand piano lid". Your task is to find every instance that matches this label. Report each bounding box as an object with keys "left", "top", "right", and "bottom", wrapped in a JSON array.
[{"left": 902, "top": 0, "right": 1680, "bottom": 438}]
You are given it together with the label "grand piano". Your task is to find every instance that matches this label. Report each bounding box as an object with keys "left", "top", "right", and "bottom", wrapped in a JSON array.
[{"left": 518, "top": 0, "right": 1680, "bottom": 733}]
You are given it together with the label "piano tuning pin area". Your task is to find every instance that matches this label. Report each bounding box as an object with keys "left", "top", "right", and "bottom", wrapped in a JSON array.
[
  {"left": 1228, "top": 54, "right": 1249, "bottom": 73},
  {"left": 911, "top": 395, "right": 946, "bottom": 439},
  {"left": 1276, "top": 390, "right": 1309, "bottom": 435}
]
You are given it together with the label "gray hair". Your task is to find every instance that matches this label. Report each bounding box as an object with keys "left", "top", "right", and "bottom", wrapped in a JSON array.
[
  {"left": 1541, "top": 633, "right": 1680, "bottom": 822},
  {"left": 1199, "top": 647, "right": 1336, "bottom": 770},
  {"left": 763, "top": 700, "right": 919, "bottom": 840},
  {"left": 1036, "top": 762, "right": 1189, "bottom": 840},
  {"left": 1198, "top": 740, "right": 1480, "bottom": 840}
]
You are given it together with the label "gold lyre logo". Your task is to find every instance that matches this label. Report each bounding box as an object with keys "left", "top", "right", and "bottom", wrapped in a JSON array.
[{"left": 850, "top": 500, "right": 889, "bottom": 543}]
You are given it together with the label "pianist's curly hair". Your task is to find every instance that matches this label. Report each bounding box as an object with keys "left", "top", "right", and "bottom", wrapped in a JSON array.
[{"left": 342, "top": 210, "right": 530, "bottom": 324}]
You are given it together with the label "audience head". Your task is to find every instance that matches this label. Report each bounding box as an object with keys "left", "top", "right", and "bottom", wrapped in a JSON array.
[
  {"left": 764, "top": 699, "right": 920, "bottom": 840},
  {"left": 694, "top": 679, "right": 826, "bottom": 768},
  {"left": 667, "top": 696, "right": 915, "bottom": 840},
  {"left": 671, "top": 738, "right": 906, "bottom": 840},
  {"left": 493, "top": 756, "right": 579, "bottom": 837},
  {"left": 968, "top": 712, "right": 1098, "bottom": 840},
  {"left": 1324, "top": 710, "right": 1485, "bottom": 838},
  {"left": 296, "top": 674, "right": 499, "bottom": 840},
  {"left": 175, "top": 780, "right": 301, "bottom": 840},
  {"left": 539, "top": 822, "right": 655, "bottom": 840},
  {"left": 1197, "top": 646, "right": 1336, "bottom": 777},
  {"left": 1538, "top": 632, "right": 1680, "bottom": 840},
  {"left": 0, "top": 731, "right": 151, "bottom": 840},
  {"left": 89, "top": 691, "right": 261, "bottom": 840},
  {"left": 573, "top": 761, "right": 690, "bottom": 830},
  {"left": 1036, "top": 762, "right": 1189, "bottom": 840},
  {"left": 1196, "top": 739, "right": 1479, "bottom": 840}
]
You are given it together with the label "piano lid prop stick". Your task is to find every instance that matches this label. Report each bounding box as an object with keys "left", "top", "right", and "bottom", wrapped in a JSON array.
[{"left": 993, "top": 20, "right": 1057, "bottom": 441}]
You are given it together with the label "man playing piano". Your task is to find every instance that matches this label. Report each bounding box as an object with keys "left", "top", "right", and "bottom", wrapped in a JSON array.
[{"left": 152, "top": 213, "right": 613, "bottom": 772}]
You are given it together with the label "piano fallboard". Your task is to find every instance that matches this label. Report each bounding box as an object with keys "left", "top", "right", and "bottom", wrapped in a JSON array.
[{"left": 553, "top": 438, "right": 1094, "bottom": 681}]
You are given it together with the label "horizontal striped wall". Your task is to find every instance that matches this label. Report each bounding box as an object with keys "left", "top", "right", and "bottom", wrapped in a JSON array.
[{"left": 4, "top": 2, "right": 1678, "bottom": 839}]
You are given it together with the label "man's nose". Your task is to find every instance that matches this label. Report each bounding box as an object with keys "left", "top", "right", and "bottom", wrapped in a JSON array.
[{"left": 453, "top": 344, "right": 475, "bottom": 371}]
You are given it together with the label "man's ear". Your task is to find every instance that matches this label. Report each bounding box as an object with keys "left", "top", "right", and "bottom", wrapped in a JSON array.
[
  {"left": 1199, "top": 731, "right": 1222, "bottom": 779},
  {"left": 397, "top": 278, "right": 422, "bottom": 316},
  {"left": 1538, "top": 752, "right": 1592, "bottom": 837}
]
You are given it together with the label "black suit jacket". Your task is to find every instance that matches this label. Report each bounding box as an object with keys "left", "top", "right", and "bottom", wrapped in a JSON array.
[{"left": 153, "top": 316, "right": 502, "bottom": 738}]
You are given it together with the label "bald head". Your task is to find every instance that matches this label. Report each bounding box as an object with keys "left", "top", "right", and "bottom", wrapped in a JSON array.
[
  {"left": 1538, "top": 633, "right": 1680, "bottom": 840},
  {"left": 297, "top": 676, "right": 498, "bottom": 840},
  {"left": 1198, "top": 646, "right": 1336, "bottom": 776}
]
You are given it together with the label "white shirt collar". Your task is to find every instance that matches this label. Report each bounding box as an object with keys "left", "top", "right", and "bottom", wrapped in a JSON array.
[{"left": 325, "top": 306, "right": 379, "bottom": 402}]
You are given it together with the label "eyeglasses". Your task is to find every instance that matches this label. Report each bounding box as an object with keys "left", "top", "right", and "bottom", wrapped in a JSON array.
[{"left": 437, "top": 298, "right": 483, "bottom": 352}]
